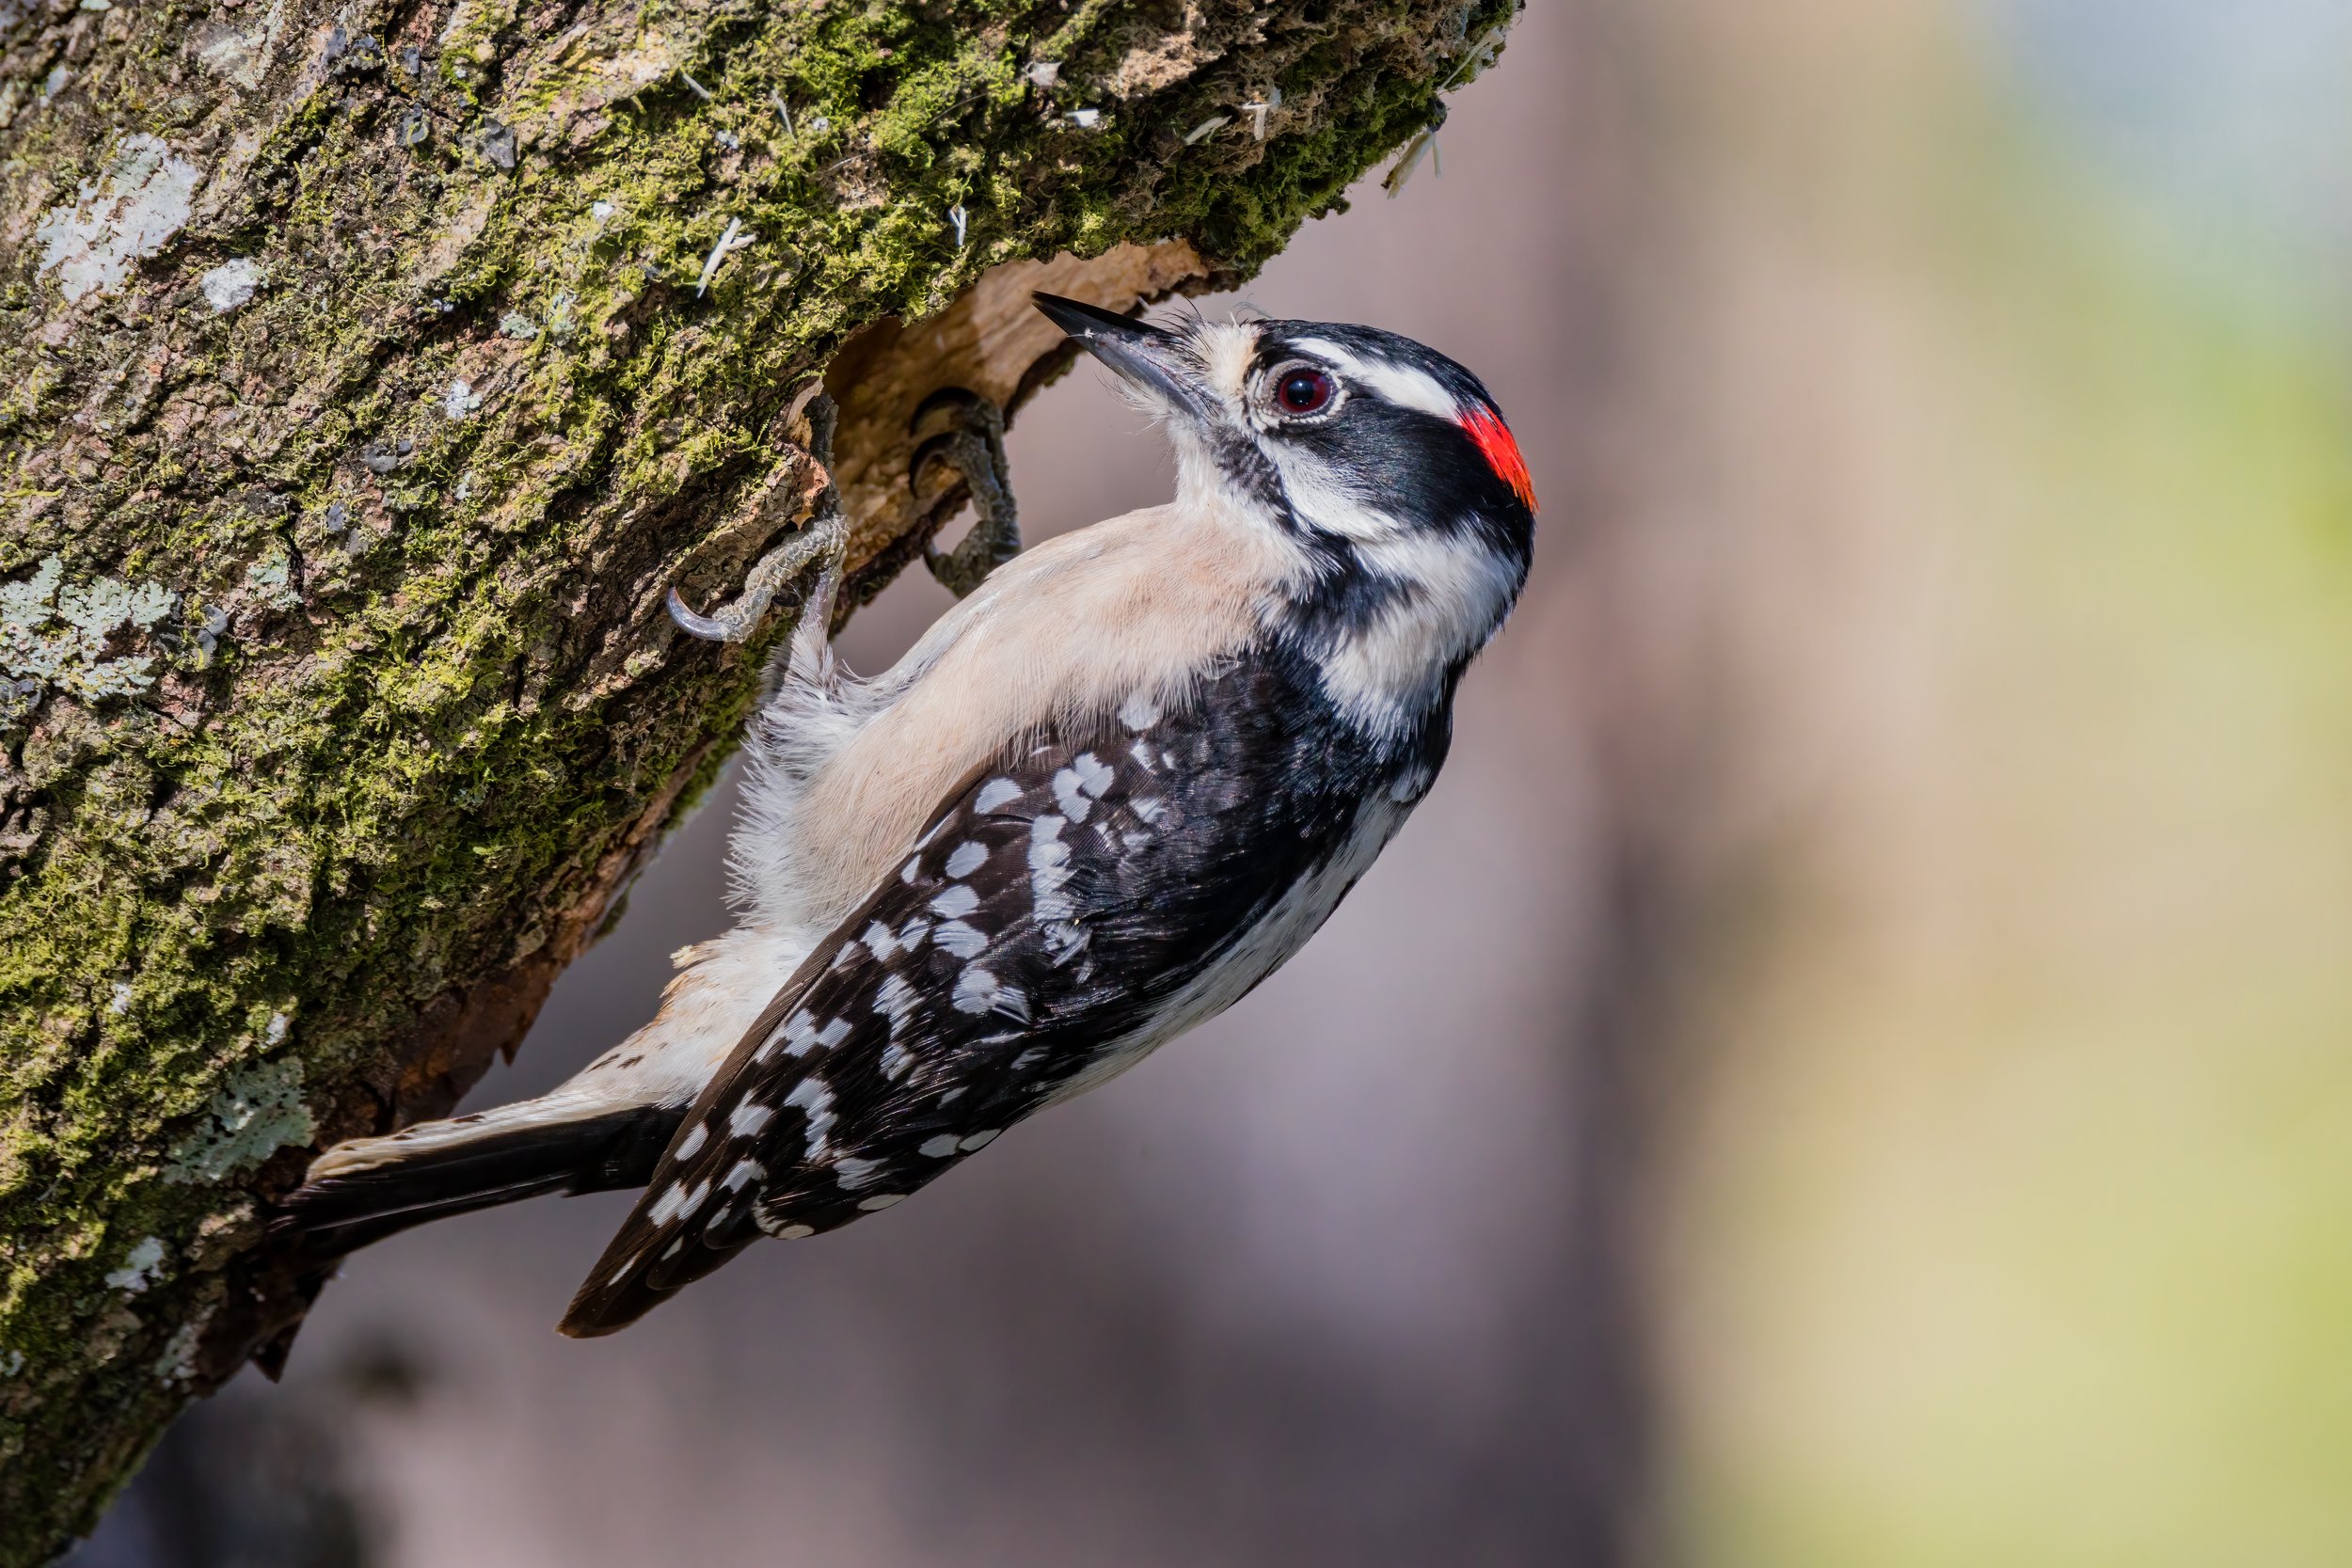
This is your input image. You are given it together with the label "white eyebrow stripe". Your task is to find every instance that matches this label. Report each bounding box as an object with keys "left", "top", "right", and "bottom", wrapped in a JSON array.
[{"left": 1290, "top": 337, "right": 1459, "bottom": 423}]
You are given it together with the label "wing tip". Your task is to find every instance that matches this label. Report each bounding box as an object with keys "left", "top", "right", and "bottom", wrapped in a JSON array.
[
  {"left": 559, "top": 1212, "right": 756, "bottom": 1338},
  {"left": 554, "top": 1303, "right": 635, "bottom": 1339},
  {"left": 558, "top": 1233, "right": 664, "bottom": 1338}
]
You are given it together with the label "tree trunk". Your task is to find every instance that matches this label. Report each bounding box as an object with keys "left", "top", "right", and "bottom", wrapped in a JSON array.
[{"left": 0, "top": 0, "right": 1516, "bottom": 1554}]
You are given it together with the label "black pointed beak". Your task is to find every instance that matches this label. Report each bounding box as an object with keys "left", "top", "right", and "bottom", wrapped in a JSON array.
[{"left": 1033, "top": 293, "right": 1213, "bottom": 420}]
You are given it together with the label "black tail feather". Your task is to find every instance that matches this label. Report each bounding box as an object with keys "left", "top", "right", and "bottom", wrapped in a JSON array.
[{"left": 278, "top": 1106, "right": 683, "bottom": 1268}]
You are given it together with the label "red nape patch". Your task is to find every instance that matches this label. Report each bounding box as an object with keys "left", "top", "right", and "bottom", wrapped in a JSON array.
[{"left": 1459, "top": 406, "right": 1537, "bottom": 512}]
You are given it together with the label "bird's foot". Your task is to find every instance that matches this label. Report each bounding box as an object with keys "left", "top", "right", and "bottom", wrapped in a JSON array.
[
  {"left": 665, "top": 513, "right": 847, "bottom": 643},
  {"left": 669, "top": 394, "right": 849, "bottom": 644},
  {"left": 908, "top": 388, "right": 1021, "bottom": 599}
]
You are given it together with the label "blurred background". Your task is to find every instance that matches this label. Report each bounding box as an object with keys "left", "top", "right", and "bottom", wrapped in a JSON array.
[{"left": 79, "top": 1, "right": 2352, "bottom": 1563}]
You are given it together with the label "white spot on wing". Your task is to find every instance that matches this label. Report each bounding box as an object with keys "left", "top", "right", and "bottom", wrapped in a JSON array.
[
  {"left": 952, "top": 967, "right": 1027, "bottom": 1020},
  {"left": 930, "top": 882, "right": 979, "bottom": 918},
  {"left": 1073, "top": 752, "right": 1114, "bottom": 797},
  {"left": 833, "top": 1155, "right": 883, "bottom": 1189},
  {"left": 857, "top": 1193, "right": 905, "bottom": 1211},
  {"left": 1119, "top": 691, "right": 1162, "bottom": 730},
  {"left": 650, "top": 1180, "right": 709, "bottom": 1225},
  {"left": 919, "top": 1134, "right": 960, "bottom": 1158},
  {"left": 786, "top": 1078, "right": 837, "bottom": 1156},
  {"left": 774, "top": 1009, "right": 828, "bottom": 1059},
  {"left": 1051, "top": 769, "right": 1092, "bottom": 822},
  {"left": 959, "top": 1129, "right": 1002, "bottom": 1151},
  {"left": 1030, "top": 815, "right": 1073, "bottom": 921},
  {"left": 975, "top": 778, "right": 1023, "bottom": 813},
  {"left": 945, "top": 841, "right": 988, "bottom": 878},
  {"left": 935, "top": 919, "right": 987, "bottom": 958},
  {"left": 875, "top": 972, "right": 921, "bottom": 1036},
  {"left": 674, "top": 1122, "right": 708, "bottom": 1159},
  {"left": 722, "top": 1158, "right": 765, "bottom": 1190},
  {"left": 1042, "top": 919, "right": 1089, "bottom": 964},
  {"left": 729, "top": 1101, "right": 773, "bottom": 1136}
]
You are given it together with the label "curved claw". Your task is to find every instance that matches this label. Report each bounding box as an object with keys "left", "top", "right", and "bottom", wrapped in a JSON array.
[
  {"left": 907, "top": 430, "right": 964, "bottom": 495},
  {"left": 667, "top": 585, "right": 745, "bottom": 642},
  {"left": 667, "top": 510, "right": 849, "bottom": 645},
  {"left": 900, "top": 390, "right": 1019, "bottom": 600},
  {"left": 909, "top": 385, "right": 987, "bottom": 436}
]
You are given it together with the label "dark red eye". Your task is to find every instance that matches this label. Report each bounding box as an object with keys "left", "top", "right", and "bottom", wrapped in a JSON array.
[{"left": 1276, "top": 368, "right": 1334, "bottom": 416}]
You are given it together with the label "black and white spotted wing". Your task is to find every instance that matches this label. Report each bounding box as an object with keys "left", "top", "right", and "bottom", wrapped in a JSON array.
[{"left": 559, "top": 655, "right": 1440, "bottom": 1336}]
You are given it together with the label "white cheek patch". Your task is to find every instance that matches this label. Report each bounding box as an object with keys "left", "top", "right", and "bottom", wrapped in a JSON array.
[
  {"left": 1269, "top": 451, "right": 1410, "bottom": 543},
  {"left": 1311, "top": 530, "right": 1521, "bottom": 736},
  {"left": 1291, "top": 337, "right": 1459, "bottom": 424}
]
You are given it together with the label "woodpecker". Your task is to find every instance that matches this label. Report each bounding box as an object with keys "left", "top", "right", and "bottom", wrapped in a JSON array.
[{"left": 286, "top": 295, "right": 1539, "bottom": 1337}]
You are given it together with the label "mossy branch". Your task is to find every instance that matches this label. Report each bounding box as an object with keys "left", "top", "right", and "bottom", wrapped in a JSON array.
[{"left": 0, "top": 0, "right": 1518, "bottom": 1557}]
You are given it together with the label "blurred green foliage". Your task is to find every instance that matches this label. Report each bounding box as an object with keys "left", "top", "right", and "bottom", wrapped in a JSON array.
[{"left": 1659, "top": 6, "right": 2352, "bottom": 1566}]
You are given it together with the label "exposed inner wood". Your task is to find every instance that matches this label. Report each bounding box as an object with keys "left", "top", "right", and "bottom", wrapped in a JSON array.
[{"left": 825, "top": 240, "right": 1214, "bottom": 565}]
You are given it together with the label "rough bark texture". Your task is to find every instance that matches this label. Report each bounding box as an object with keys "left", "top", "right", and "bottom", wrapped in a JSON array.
[{"left": 0, "top": 0, "right": 1517, "bottom": 1555}]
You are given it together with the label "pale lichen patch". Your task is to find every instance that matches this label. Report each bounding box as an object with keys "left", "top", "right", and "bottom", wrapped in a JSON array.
[
  {"left": 32, "top": 135, "right": 201, "bottom": 304},
  {"left": 0, "top": 556, "right": 179, "bottom": 717},
  {"left": 102, "top": 1237, "right": 167, "bottom": 1294},
  {"left": 164, "top": 1059, "right": 316, "bottom": 1184},
  {"left": 152, "top": 1320, "right": 203, "bottom": 1385},
  {"left": 199, "top": 257, "right": 265, "bottom": 313},
  {"left": 242, "top": 549, "right": 302, "bottom": 610},
  {"left": 189, "top": 0, "right": 286, "bottom": 89}
]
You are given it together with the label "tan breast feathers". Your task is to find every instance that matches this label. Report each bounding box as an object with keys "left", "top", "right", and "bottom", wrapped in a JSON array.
[{"left": 789, "top": 501, "right": 1297, "bottom": 921}]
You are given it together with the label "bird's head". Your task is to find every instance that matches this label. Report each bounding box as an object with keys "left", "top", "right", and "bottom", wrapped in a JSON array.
[
  {"left": 1035, "top": 293, "right": 1536, "bottom": 736},
  {"left": 1035, "top": 294, "right": 1536, "bottom": 567}
]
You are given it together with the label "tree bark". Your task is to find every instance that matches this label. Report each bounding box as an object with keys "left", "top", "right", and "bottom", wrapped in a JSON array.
[{"left": 0, "top": 0, "right": 1517, "bottom": 1555}]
